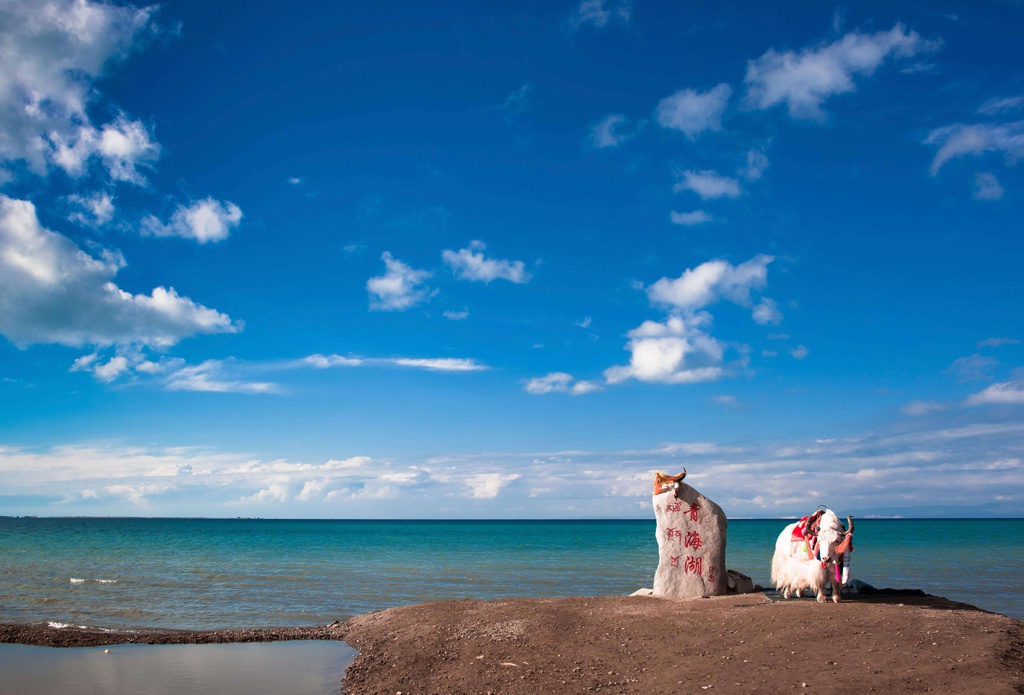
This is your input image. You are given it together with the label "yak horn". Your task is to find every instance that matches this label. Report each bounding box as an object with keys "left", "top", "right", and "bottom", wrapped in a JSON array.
[{"left": 846, "top": 515, "right": 855, "bottom": 534}]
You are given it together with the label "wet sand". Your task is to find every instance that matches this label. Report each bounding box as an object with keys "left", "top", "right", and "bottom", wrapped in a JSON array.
[{"left": 3, "top": 592, "right": 1022, "bottom": 694}]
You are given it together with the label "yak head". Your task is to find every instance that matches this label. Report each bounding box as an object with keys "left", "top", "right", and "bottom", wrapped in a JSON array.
[{"left": 817, "top": 509, "right": 855, "bottom": 564}]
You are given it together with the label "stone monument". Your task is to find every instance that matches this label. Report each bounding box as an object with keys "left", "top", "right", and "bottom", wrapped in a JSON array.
[{"left": 651, "top": 471, "right": 729, "bottom": 599}]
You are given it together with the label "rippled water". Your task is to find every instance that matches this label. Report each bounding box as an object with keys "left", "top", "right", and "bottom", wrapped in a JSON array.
[{"left": 0, "top": 517, "right": 1020, "bottom": 631}]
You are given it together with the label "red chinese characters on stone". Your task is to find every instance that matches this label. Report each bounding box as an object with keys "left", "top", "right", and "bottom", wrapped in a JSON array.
[
  {"left": 665, "top": 527, "right": 682, "bottom": 543},
  {"left": 685, "top": 503, "right": 700, "bottom": 521},
  {"left": 708, "top": 566, "right": 716, "bottom": 583},
  {"left": 684, "top": 530, "right": 703, "bottom": 551},
  {"left": 684, "top": 556, "right": 703, "bottom": 576}
]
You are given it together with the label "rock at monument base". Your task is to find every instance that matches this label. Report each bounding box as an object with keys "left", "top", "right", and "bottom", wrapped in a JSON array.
[
  {"left": 652, "top": 483, "right": 728, "bottom": 599},
  {"left": 726, "top": 569, "right": 755, "bottom": 595}
]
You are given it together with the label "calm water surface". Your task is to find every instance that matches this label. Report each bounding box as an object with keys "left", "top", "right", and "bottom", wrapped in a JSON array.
[{"left": 1, "top": 517, "right": 1020, "bottom": 631}]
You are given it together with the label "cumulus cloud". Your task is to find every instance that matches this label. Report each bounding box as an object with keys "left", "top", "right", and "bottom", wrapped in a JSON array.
[
  {"left": 604, "top": 313, "right": 725, "bottom": 385},
  {"left": 0, "top": 195, "right": 239, "bottom": 349},
  {"left": 464, "top": 473, "right": 521, "bottom": 499},
  {"left": 924, "top": 121, "right": 1024, "bottom": 175},
  {"left": 67, "top": 191, "right": 115, "bottom": 227},
  {"left": 524, "top": 372, "right": 603, "bottom": 395},
  {"left": 50, "top": 116, "right": 160, "bottom": 184},
  {"left": 670, "top": 210, "right": 713, "bottom": 226},
  {"left": 673, "top": 169, "right": 741, "bottom": 199},
  {"left": 789, "top": 344, "right": 809, "bottom": 360},
  {"left": 443, "top": 309, "right": 469, "bottom": 321},
  {"left": 752, "top": 298, "right": 783, "bottom": 325},
  {"left": 655, "top": 83, "right": 732, "bottom": 139},
  {"left": 744, "top": 24, "right": 937, "bottom": 120},
  {"left": 442, "top": 241, "right": 531, "bottom": 284},
  {"left": 973, "top": 172, "right": 1005, "bottom": 200},
  {"left": 646, "top": 254, "right": 776, "bottom": 319},
  {"left": 366, "top": 252, "right": 434, "bottom": 311},
  {"left": 0, "top": 0, "right": 161, "bottom": 175},
  {"left": 141, "top": 198, "right": 243, "bottom": 243},
  {"left": 590, "top": 114, "right": 636, "bottom": 148},
  {"left": 566, "top": 0, "right": 631, "bottom": 31}
]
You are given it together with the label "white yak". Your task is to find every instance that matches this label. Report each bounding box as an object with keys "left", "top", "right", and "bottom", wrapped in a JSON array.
[{"left": 771, "top": 509, "right": 854, "bottom": 603}]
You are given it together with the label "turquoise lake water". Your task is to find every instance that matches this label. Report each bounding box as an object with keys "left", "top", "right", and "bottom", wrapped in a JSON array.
[{"left": 0, "top": 517, "right": 1021, "bottom": 631}]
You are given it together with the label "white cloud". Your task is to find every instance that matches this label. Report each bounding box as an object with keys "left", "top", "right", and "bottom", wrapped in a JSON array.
[
  {"left": 646, "top": 254, "right": 776, "bottom": 319},
  {"left": 670, "top": 210, "right": 713, "bottom": 226},
  {"left": 744, "top": 24, "right": 937, "bottom": 120},
  {"left": 0, "top": 195, "right": 239, "bottom": 349},
  {"left": 924, "top": 121, "right": 1024, "bottom": 175},
  {"left": 524, "top": 372, "right": 603, "bottom": 395},
  {"left": 390, "top": 358, "right": 487, "bottom": 372},
  {"left": 464, "top": 473, "right": 521, "bottom": 499},
  {"left": 977, "top": 96, "right": 1024, "bottom": 116},
  {"left": 443, "top": 309, "right": 469, "bottom": 321},
  {"left": 673, "top": 169, "right": 741, "bottom": 199},
  {"left": 789, "top": 345, "right": 809, "bottom": 360},
  {"left": 901, "top": 400, "right": 947, "bottom": 416},
  {"left": 75, "top": 350, "right": 489, "bottom": 388},
  {"left": 300, "top": 354, "right": 364, "bottom": 369},
  {"left": 97, "top": 116, "right": 159, "bottom": 183},
  {"left": 164, "top": 360, "right": 278, "bottom": 394},
  {"left": 67, "top": 191, "right": 115, "bottom": 227},
  {"left": 973, "top": 172, "right": 1005, "bottom": 200},
  {"left": 442, "top": 241, "right": 531, "bottom": 284},
  {"left": 296, "top": 353, "right": 487, "bottom": 373},
  {"left": 287, "top": 177, "right": 302, "bottom": 185},
  {"left": 575, "top": 317, "right": 592, "bottom": 328},
  {"left": 947, "top": 354, "right": 998, "bottom": 382},
  {"left": 965, "top": 377, "right": 1024, "bottom": 406},
  {"left": 566, "top": 0, "right": 631, "bottom": 31},
  {"left": 604, "top": 313, "right": 726, "bottom": 385},
  {"left": 752, "top": 298, "right": 783, "bottom": 325},
  {"left": 50, "top": 116, "right": 160, "bottom": 184},
  {"left": 590, "top": 114, "right": 635, "bottom": 148},
  {"left": 741, "top": 149, "right": 770, "bottom": 180},
  {"left": 366, "top": 252, "right": 434, "bottom": 311},
  {"left": 141, "top": 198, "right": 243, "bottom": 243},
  {"left": 4, "top": 417, "right": 1024, "bottom": 517},
  {"left": 655, "top": 83, "right": 732, "bottom": 139},
  {"left": 978, "top": 337, "right": 1020, "bottom": 350},
  {"left": 0, "top": 0, "right": 160, "bottom": 175}
]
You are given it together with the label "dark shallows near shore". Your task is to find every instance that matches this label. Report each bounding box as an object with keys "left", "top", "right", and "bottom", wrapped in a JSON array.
[
  {"left": 0, "top": 518, "right": 1022, "bottom": 634},
  {"left": 0, "top": 641, "right": 354, "bottom": 695}
]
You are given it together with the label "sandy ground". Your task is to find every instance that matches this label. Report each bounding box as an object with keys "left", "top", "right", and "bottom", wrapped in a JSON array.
[
  {"left": 3, "top": 592, "right": 1022, "bottom": 694},
  {"left": 338, "top": 593, "right": 1023, "bottom": 694}
]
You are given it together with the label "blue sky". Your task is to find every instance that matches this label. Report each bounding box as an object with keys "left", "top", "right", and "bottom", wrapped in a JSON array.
[{"left": 1, "top": 0, "right": 1022, "bottom": 518}]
